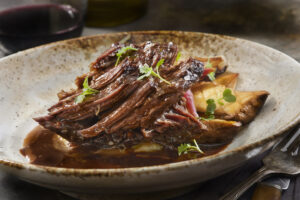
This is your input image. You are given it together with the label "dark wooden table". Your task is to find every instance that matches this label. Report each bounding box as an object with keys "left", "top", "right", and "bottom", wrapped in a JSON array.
[{"left": 0, "top": 0, "right": 299, "bottom": 199}]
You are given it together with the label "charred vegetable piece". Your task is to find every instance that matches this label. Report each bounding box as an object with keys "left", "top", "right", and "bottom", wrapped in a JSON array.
[
  {"left": 200, "top": 119, "right": 242, "bottom": 143},
  {"left": 195, "top": 56, "right": 227, "bottom": 76},
  {"left": 214, "top": 72, "right": 239, "bottom": 89},
  {"left": 193, "top": 73, "right": 269, "bottom": 124}
]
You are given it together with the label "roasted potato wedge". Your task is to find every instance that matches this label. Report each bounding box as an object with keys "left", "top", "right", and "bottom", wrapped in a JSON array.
[
  {"left": 192, "top": 72, "right": 236, "bottom": 113},
  {"left": 198, "top": 119, "right": 242, "bottom": 143},
  {"left": 193, "top": 83, "right": 227, "bottom": 112},
  {"left": 192, "top": 79, "right": 269, "bottom": 124},
  {"left": 214, "top": 72, "right": 239, "bottom": 89},
  {"left": 192, "top": 70, "right": 238, "bottom": 90},
  {"left": 222, "top": 90, "right": 269, "bottom": 124}
]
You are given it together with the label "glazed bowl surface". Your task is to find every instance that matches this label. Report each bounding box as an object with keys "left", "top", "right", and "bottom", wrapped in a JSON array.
[{"left": 0, "top": 31, "right": 300, "bottom": 195}]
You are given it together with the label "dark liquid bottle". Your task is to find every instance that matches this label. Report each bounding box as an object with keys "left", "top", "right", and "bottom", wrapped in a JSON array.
[
  {"left": 85, "top": 0, "right": 147, "bottom": 27},
  {"left": 0, "top": 4, "right": 83, "bottom": 53}
]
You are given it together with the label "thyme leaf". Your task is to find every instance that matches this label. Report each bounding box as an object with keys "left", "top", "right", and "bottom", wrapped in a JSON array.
[
  {"left": 175, "top": 52, "right": 181, "bottom": 62},
  {"left": 204, "top": 59, "right": 215, "bottom": 81},
  {"left": 115, "top": 46, "right": 137, "bottom": 66},
  {"left": 178, "top": 139, "right": 204, "bottom": 156},
  {"left": 138, "top": 60, "right": 171, "bottom": 85},
  {"left": 75, "top": 76, "right": 99, "bottom": 104}
]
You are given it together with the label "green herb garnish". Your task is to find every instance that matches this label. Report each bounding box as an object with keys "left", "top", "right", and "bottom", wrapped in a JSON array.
[
  {"left": 137, "top": 64, "right": 152, "bottom": 80},
  {"left": 178, "top": 139, "right": 204, "bottom": 156},
  {"left": 217, "top": 88, "right": 237, "bottom": 105},
  {"left": 206, "top": 99, "right": 216, "bottom": 115},
  {"left": 115, "top": 46, "right": 137, "bottom": 66},
  {"left": 204, "top": 59, "right": 213, "bottom": 68},
  {"left": 155, "top": 59, "right": 165, "bottom": 74},
  {"left": 207, "top": 72, "right": 216, "bottom": 81},
  {"left": 223, "top": 88, "right": 236, "bottom": 102},
  {"left": 217, "top": 98, "right": 225, "bottom": 106},
  {"left": 204, "top": 59, "right": 215, "bottom": 81},
  {"left": 138, "top": 59, "right": 171, "bottom": 85},
  {"left": 199, "top": 115, "right": 215, "bottom": 121},
  {"left": 198, "top": 98, "right": 216, "bottom": 120},
  {"left": 175, "top": 52, "right": 181, "bottom": 62},
  {"left": 200, "top": 89, "right": 236, "bottom": 119},
  {"left": 200, "top": 89, "right": 236, "bottom": 120},
  {"left": 75, "top": 76, "right": 99, "bottom": 104}
]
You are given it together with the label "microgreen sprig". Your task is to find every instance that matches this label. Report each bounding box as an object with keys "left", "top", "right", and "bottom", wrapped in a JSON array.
[
  {"left": 175, "top": 52, "right": 181, "bottom": 62},
  {"left": 217, "top": 88, "right": 237, "bottom": 105},
  {"left": 199, "top": 89, "right": 236, "bottom": 120},
  {"left": 138, "top": 59, "right": 171, "bottom": 85},
  {"left": 204, "top": 59, "right": 215, "bottom": 81},
  {"left": 155, "top": 59, "right": 165, "bottom": 75},
  {"left": 178, "top": 139, "right": 204, "bottom": 156},
  {"left": 223, "top": 88, "right": 236, "bottom": 102},
  {"left": 204, "top": 59, "right": 213, "bottom": 68},
  {"left": 198, "top": 99, "right": 216, "bottom": 120},
  {"left": 199, "top": 115, "right": 215, "bottom": 121},
  {"left": 74, "top": 76, "right": 99, "bottom": 104},
  {"left": 206, "top": 98, "right": 216, "bottom": 116},
  {"left": 207, "top": 72, "right": 216, "bottom": 81},
  {"left": 115, "top": 46, "right": 137, "bottom": 66}
]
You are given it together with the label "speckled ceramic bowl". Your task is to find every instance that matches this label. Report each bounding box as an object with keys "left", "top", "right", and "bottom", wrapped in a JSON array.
[{"left": 0, "top": 31, "right": 300, "bottom": 199}]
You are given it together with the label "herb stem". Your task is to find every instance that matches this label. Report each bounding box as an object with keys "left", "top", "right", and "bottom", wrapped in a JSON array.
[
  {"left": 178, "top": 139, "right": 204, "bottom": 156},
  {"left": 193, "top": 139, "right": 204, "bottom": 154},
  {"left": 138, "top": 59, "right": 171, "bottom": 85},
  {"left": 74, "top": 76, "right": 99, "bottom": 104},
  {"left": 115, "top": 46, "right": 137, "bottom": 66},
  {"left": 154, "top": 73, "right": 171, "bottom": 85}
]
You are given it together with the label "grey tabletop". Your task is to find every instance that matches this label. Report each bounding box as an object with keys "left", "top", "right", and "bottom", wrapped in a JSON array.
[{"left": 0, "top": 0, "right": 300, "bottom": 199}]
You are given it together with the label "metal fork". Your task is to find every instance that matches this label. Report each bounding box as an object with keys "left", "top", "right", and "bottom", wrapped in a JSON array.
[{"left": 220, "top": 124, "right": 300, "bottom": 200}]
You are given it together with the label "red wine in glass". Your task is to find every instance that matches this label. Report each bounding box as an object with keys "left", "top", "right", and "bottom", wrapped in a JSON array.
[{"left": 0, "top": 4, "right": 83, "bottom": 54}]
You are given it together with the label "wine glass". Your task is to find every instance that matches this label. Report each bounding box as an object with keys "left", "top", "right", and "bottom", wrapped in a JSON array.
[{"left": 0, "top": 0, "right": 87, "bottom": 55}]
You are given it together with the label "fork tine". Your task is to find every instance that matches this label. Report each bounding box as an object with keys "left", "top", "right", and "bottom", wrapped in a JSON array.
[
  {"left": 274, "top": 124, "right": 300, "bottom": 152},
  {"left": 287, "top": 133, "right": 300, "bottom": 154},
  {"left": 291, "top": 146, "right": 299, "bottom": 156}
]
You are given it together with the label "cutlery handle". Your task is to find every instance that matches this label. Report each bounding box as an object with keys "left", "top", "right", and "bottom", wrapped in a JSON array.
[
  {"left": 219, "top": 166, "right": 274, "bottom": 200},
  {"left": 251, "top": 183, "right": 281, "bottom": 200}
]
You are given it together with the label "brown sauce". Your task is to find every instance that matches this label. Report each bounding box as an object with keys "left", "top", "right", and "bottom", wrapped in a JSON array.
[{"left": 20, "top": 126, "right": 228, "bottom": 169}]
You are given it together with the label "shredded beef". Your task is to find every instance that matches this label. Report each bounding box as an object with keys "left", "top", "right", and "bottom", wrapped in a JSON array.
[{"left": 34, "top": 42, "right": 225, "bottom": 150}]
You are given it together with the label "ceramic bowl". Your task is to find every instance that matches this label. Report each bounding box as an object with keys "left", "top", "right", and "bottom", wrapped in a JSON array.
[{"left": 0, "top": 31, "right": 300, "bottom": 199}]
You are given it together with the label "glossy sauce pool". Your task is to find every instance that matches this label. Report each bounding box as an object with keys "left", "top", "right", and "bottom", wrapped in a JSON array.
[{"left": 20, "top": 126, "right": 229, "bottom": 169}]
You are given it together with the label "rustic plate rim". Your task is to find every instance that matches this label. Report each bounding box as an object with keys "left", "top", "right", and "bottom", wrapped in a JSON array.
[{"left": 0, "top": 30, "right": 300, "bottom": 176}]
